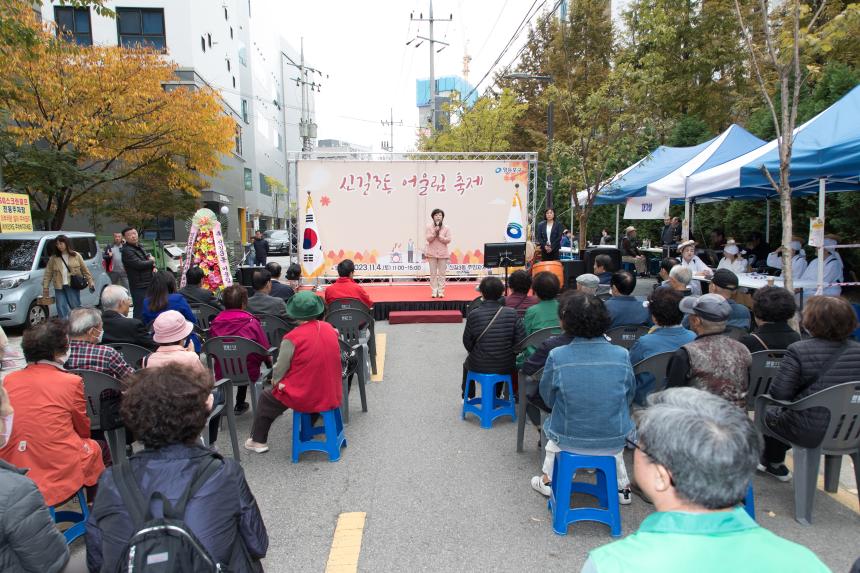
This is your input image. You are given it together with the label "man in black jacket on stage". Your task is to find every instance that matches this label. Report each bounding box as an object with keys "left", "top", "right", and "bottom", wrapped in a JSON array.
[{"left": 120, "top": 227, "right": 155, "bottom": 319}]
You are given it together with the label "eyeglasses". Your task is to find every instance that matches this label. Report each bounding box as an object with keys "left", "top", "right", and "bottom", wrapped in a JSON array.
[{"left": 626, "top": 436, "right": 675, "bottom": 487}]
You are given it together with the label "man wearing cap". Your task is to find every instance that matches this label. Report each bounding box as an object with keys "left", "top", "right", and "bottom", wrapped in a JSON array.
[
  {"left": 799, "top": 235, "right": 844, "bottom": 297},
  {"left": 766, "top": 237, "right": 808, "bottom": 278},
  {"left": 666, "top": 294, "right": 752, "bottom": 409},
  {"left": 682, "top": 269, "right": 751, "bottom": 331},
  {"left": 244, "top": 291, "right": 342, "bottom": 454},
  {"left": 576, "top": 273, "right": 600, "bottom": 295},
  {"left": 621, "top": 226, "right": 647, "bottom": 276}
]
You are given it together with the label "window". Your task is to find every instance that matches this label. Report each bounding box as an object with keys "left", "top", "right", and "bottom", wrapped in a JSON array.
[
  {"left": 275, "top": 130, "right": 283, "bottom": 151},
  {"left": 224, "top": 7, "right": 228, "bottom": 20},
  {"left": 201, "top": 36, "right": 206, "bottom": 51},
  {"left": 230, "top": 26, "right": 233, "bottom": 39},
  {"left": 232, "top": 76, "right": 236, "bottom": 88},
  {"left": 207, "top": 33, "right": 211, "bottom": 47},
  {"left": 226, "top": 58, "right": 231, "bottom": 72},
  {"left": 234, "top": 123, "right": 243, "bottom": 156},
  {"left": 244, "top": 168, "right": 253, "bottom": 191},
  {"left": 238, "top": 45, "right": 247, "bottom": 66},
  {"left": 241, "top": 99, "right": 249, "bottom": 123},
  {"left": 54, "top": 6, "right": 92, "bottom": 46},
  {"left": 117, "top": 8, "right": 165, "bottom": 50},
  {"left": 259, "top": 173, "right": 272, "bottom": 196},
  {"left": 70, "top": 237, "right": 97, "bottom": 260},
  {"left": 141, "top": 218, "right": 175, "bottom": 241}
]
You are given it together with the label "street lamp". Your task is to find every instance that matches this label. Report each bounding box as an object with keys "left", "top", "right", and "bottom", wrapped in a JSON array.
[{"left": 505, "top": 73, "right": 554, "bottom": 211}]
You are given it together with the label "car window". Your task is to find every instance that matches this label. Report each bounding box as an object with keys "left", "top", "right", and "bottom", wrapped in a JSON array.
[
  {"left": 0, "top": 239, "right": 40, "bottom": 271},
  {"left": 71, "top": 237, "right": 96, "bottom": 259}
]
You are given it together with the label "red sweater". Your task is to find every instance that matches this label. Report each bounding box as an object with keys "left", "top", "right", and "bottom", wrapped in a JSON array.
[
  {"left": 272, "top": 320, "right": 342, "bottom": 413},
  {"left": 324, "top": 277, "right": 373, "bottom": 309}
]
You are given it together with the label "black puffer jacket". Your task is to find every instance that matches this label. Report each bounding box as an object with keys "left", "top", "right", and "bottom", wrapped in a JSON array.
[
  {"left": 0, "top": 460, "right": 69, "bottom": 573},
  {"left": 121, "top": 242, "right": 155, "bottom": 289},
  {"left": 463, "top": 299, "right": 525, "bottom": 374},
  {"left": 766, "top": 338, "right": 860, "bottom": 447}
]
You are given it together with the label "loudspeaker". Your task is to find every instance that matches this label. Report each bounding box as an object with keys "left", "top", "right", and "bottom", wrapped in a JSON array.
[
  {"left": 237, "top": 265, "right": 265, "bottom": 287},
  {"left": 584, "top": 247, "right": 621, "bottom": 273},
  {"left": 562, "top": 260, "right": 587, "bottom": 287}
]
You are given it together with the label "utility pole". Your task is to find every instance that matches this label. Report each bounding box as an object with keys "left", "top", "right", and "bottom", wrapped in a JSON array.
[
  {"left": 408, "top": 2, "right": 452, "bottom": 132},
  {"left": 380, "top": 108, "right": 403, "bottom": 152},
  {"left": 283, "top": 39, "right": 326, "bottom": 153}
]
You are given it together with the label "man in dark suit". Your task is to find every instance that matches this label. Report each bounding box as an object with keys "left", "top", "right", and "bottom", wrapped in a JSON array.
[
  {"left": 246, "top": 269, "right": 290, "bottom": 320},
  {"left": 178, "top": 266, "right": 224, "bottom": 310},
  {"left": 265, "top": 262, "right": 295, "bottom": 301},
  {"left": 99, "top": 285, "right": 156, "bottom": 349},
  {"left": 536, "top": 208, "right": 563, "bottom": 261}
]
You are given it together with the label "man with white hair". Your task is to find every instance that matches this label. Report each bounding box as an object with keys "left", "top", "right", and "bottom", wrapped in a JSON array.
[
  {"left": 65, "top": 307, "right": 135, "bottom": 380},
  {"left": 100, "top": 285, "right": 156, "bottom": 349},
  {"left": 667, "top": 265, "right": 693, "bottom": 296},
  {"left": 766, "top": 236, "right": 808, "bottom": 278},
  {"left": 799, "top": 235, "right": 843, "bottom": 297}
]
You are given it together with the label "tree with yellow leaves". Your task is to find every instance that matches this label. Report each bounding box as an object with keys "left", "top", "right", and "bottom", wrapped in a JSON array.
[{"left": 0, "top": 4, "right": 235, "bottom": 229}]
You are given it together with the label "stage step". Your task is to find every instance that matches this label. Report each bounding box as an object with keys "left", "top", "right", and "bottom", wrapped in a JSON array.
[{"left": 388, "top": 310, "right": 463, "bottom": 324}]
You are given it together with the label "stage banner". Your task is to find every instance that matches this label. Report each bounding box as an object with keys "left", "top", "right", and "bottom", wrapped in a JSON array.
[
  {"left": 623, "top": 196, "right": 670, "bottom": 220},
  {"left": 297, "top": 160, "right": 529, "bottom": 277}
]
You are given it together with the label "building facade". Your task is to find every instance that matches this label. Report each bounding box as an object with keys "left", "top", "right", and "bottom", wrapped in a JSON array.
[{"left": 41, "top": 0, "right": 312, "bottom": 245}]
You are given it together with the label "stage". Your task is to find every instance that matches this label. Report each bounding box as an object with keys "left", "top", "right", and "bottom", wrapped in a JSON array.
[{"left": 321, "top": 281, "right": 479, "bottom": 320}]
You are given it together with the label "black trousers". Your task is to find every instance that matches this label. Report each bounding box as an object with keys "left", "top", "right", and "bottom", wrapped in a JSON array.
[
  {"left": 130, "top": 286, "right": 147, "bottom": 320},
  {"left": 763, "top": 435, "right": 792, "bottom": 465}
]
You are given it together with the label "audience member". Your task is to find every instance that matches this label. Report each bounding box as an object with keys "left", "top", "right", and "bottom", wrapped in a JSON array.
[
  {"left": 324, "top": 259, "right": 373, "bottom": 308},
  {"left": 41, "top": 234, "right": 94, "bottom": 318},
  {"left": 576, "top": 273, "right": 600, "bottom": 295},
  {"left": 210, "top": 285, "right": 274, "bottom": 416},
  {"left": 285, "top": 263, "right": 302, "bottom": 291},
  {"left": 0, "top": 380, "right": 71, "bottom": 572},
  {"left": 86, "top": 364, "right": 268, "bottom": 571},
  {"left": 739, "top": 286, "right": 800, "bottom": 353},
  {"left": 621, "top": 226, "right": 646, "bottom": 276},
  {"left": 660, "top": 216, "right": 681, "bottom": 246},
  {"left": 178, "top": 266, "right": 224, "bottom": 310},
  {"left": 462, "top": 276, "right": 525, "bottom": 398},
  {"left": 628, "top": 289, "right": 695, "bottom": 404},
  {"left": 245, "top": 292, "right": 342, "bottom": 453},
  {"left": 531, "top": 292, "right": 633, "bottom": 504},
  {"left": 677, "top": 240, "right": 711, "bottom": 295},
  {"left": 247, "top": 269, "right": 289, "bottom": 320},
  {"left": 667, "top": 265, "right": 693, "bottom": 295},
  {"left": 65, "top": 307, "right": 135, "bottom": 381},
  {"left": 100, "top": 285, "right": 155, "bottom": 349},
  {"left": 0, "top": 319, "right": 104, "bottom": 506},
  {"left": 599, "top": 228, "right": 613, "bottom": 246},
  {"left": 757, "top": 296, "right": 860, "bottom": 481},
  {"left": 766, "top": 237, "right": 808, "bottom": 278},
  {"left": 655, "top": 257, "right": 679, "bottom": 289},
  {"left": 583, "top": 388, "right": 829, "bottom": 573},
  {"left": 120, "top": 226, "right": 156, "bottom": 320},
  {"left": 266, "top": 262, "right": 296, "bottom": 301},
  {"left": 800, "top": 235, "right": 844, "bottom": 297},
  {"left": 144, "top": 310, "right": 207, "bottom": 375},
  {"left": 594, "top": 254, "right": 613, "bottom": 285},
  {"left": 505, "top": 270, "right": 537, "bottom": 318},
  {"left": 746, "top": 231, "right": 771, "bottom": 270},
  {"left": 705, "top": 269, "right": 751, "bottom": 330},
  {"left": 523, "top": 272, "right": 560, "bottom": 334},
  {"left": 142, "top": 270, "right": 201, "bottom": 352},
  {"left": 605, "top": 271, "right": 649, "bottom": 329},
  {"left": 666, "top": 294, "right": 751, "bottom": 408},
  {"left": 709, "top": 228, "right": 727, "bottom": 250},
  {"left": 717, "top": 239, "right": 748, "bottom": 274}
]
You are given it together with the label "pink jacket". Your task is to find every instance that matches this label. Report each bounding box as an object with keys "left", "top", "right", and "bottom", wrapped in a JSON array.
[
  {"left": 144, "top": 345, "right": 208, "bottom": 376},
  {"left": 208, "top": 309, "right": 271, "bottom": 381},
  {"left": 425, "top": 224, "right": 452, "bottom": 259}
]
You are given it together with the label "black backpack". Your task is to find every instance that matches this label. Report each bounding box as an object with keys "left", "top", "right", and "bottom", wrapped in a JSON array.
[{"left": 112, "top": 454, "right": 223, "bottom": 572}]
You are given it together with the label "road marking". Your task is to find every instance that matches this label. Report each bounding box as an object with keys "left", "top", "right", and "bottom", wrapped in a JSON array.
[
  {"left": 324, "top": 512, "right": 367, "bottom": 573},
  {"left": 784, "top": 456, "right": 859, "bottom": 515},
  {"left": 371, "top": 333, "right": 386, "bottom": 382}
]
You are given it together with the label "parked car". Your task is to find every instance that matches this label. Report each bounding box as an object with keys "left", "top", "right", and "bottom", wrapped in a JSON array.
[
  {"left": 0, "top": 231, "right": 112, "bottom": 327},
  {"left": 263, "top": 229, "right": 292, "bottom": 255},
  {"left": 162, "top": 243, "right": 185, "bottom": 277}
]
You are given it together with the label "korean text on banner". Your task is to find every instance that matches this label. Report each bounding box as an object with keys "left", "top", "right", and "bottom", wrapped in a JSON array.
[
  {"left": 0, "top": 193, "right": 33, "bottom": 232},
  {"left": 302, "top": 193, "right": 326, "bottom": 278},
  {"left": 623, "top": 196, "right": 670, "bottom": 220}
]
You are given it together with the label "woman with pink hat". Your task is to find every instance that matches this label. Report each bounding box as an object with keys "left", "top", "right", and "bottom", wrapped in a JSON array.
[{"left": 144, "top": 310, "right": 208, "bottom": 375}]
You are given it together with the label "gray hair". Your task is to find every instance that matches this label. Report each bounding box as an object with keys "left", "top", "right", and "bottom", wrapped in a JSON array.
[
  {"left": 696, "top": 318, "right": 727, "bottom": 335},
  {"left": 669, "top": 265, "right": 692, "bottom": 285},
  {"left": 639, "top": 388, "right": 761, "bottom": 509},
  {"left": 68, "top": 307, "right": 103, "bottom": 337},
  {"left": 101, "top": 285, "right": 130, "bottom": 311}
]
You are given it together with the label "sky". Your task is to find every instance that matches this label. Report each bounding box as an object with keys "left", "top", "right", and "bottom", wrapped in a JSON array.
[{"left": 273, "top": 0, "right": 559, "bottom": 152}]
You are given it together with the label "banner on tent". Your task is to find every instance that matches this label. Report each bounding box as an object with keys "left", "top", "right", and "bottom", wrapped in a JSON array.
[
  {"left": 297, "top": 160, "right": 529, "bottom": 277},
  {"left": 623, "top": 196, "right": 669, "bottom": 220}
]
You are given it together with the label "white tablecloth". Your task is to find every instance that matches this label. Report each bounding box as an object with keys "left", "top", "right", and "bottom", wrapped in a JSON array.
[{"left": 695, "top": 272, "right": 820, "bottom": 291}]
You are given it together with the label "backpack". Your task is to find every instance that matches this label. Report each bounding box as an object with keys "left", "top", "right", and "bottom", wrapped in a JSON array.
[{"left": 112, "top": 453, "right": 224, "bottom": 572}]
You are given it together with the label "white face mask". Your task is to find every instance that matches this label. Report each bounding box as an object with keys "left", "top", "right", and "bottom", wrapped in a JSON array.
[
  {"left": 57, "top": 350, "right": 71, "bottom": 365},
  {"left": 1, "top": 413, "right": 12, "bottom": 447},
  {"left": 94, "top": 329, "right": 103, "bottom": 344}
]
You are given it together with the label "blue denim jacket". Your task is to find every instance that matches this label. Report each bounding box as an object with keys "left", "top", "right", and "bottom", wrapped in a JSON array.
[{"left": 539, "top": 337, "right": 635, "bottom": 450}]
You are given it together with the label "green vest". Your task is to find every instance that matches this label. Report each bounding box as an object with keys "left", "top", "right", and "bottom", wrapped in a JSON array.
[
  {"left": 518, "top": 299, "right": 561, "bottom": 368},
  {"left": 588, "top": 508, "right": 830, "bottom": 573}
]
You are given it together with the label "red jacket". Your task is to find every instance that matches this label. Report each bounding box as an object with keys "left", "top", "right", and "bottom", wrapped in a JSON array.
[
  {"left": 209, "top": 309, "right": 271, "bottom": 381},
  {"left": 0, "top": 363, "right": 104, "bottom": 505},
  {"left": 272, "top": 320, "right": 342, "bottom": 413},
  {"left": 324, "top": 277, "right": 373, "bottom": 309}
]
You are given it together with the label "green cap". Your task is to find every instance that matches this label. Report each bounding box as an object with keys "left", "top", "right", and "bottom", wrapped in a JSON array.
[{"left": 286, "top": 290, "right": 325, "bottom": 320}]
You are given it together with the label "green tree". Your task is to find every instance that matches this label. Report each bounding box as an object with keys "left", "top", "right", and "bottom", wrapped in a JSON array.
[{"left": 419, "top": 90, "right": 527, "bottom": 152}]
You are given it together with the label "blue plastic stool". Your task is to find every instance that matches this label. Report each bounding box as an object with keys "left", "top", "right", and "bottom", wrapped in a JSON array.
[
  {"left": 547, "top": 451, "right": 622, "bottom": 537},
  {"left": 462, "top": 371, "right": 516, "bottom": 429},
  {"left": 49, "top": 488, "right": 89, "bottom": 544},
  {"left": 743, "top": 483, "right": 755, "bottom": 520},
  {"left": 292, "top": 408, "right": 347, "bottom": 463}
]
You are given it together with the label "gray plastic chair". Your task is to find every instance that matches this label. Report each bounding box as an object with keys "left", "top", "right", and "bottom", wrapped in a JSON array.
[
  {"left": 254, "top": 313, "right": 295, "bottom": 361},
  {"left": 513, "top": 326, "right": 562, "bottom": 355},
  {"left": 189, "top": 302, "right": 221, "bottom": 339},
  {"left": 202, "top": 336, "right": 273, "bottom": 418},
  {"left": 516, "top": 367, "right": 549, "bottom": 453},
  {"left": 606, "top": 325, "right": 650, "bottom": 349},
  {"left": 632, "top": 350, "right": 676, "bottom": 397},
  {"left": 70, "top": 369, "right": 128, "bottom": 466},
  {"left": 755, "top": 381, "right": 860, "bottom": 525},
  {"left": 326, "top": 306, "right": 377, "bottom": 375},
  {"left": 339, "top": 338, "right": 367, "bottom": 424},
  {"left": 106, "top": 342, "right": 152, "bottom": 370},
  {"left": 200, "top": 377, "right": 240, "bottom": 462},
  {"left": 723, "top": 325, "right": 749, "bottom": 340},
  {"left": 746, "top": 350, "right": 786, "bottom": 411}
]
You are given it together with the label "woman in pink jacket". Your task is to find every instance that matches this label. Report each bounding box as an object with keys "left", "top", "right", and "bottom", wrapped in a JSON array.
[{"left": 425, "top": 208, "right": 452, "bottom": 298}]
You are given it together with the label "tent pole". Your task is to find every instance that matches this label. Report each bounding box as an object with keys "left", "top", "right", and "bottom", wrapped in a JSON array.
[
  {"left": 817, "top": 178, "right": 825, "bottom": 294},
  {"left": 683, "top": 198, "right": 690, "bottom": 240},
  {"left": 615, "top": 204, "right": 620, "bottom": 247},
  {"left": 765, "top": 199, "right": 770, "bottom": 244},
  {"left": 690, "top": 200, "right": 696, "bottom": 241}
]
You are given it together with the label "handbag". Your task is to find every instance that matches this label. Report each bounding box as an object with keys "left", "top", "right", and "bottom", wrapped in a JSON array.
[{"left": 59, "top": 255, "right": 88, "bottom": 290}]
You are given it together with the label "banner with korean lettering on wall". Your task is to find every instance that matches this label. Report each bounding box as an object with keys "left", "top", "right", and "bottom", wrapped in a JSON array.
[
  {"left": 297, "top": 160, "right": 529, "bottom": 277},
  {"left": 0, "top": 193, "right": 33, "bottom": 232},
  {"left": 623, "top": 196, "right": 670, "bottom": 220}
]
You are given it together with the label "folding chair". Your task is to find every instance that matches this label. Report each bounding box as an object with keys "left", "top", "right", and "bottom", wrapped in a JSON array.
[
  {"left": 202, "top": 336, "right": 274, "bottom": 418},
  {"left": 326, "top": 308, "right": 375, "bottom": 381},
  {"left": 327, "top": 301, "right": 377, "bottom": 374},
  {"left": 254, "top": 313, "right": 295, "bottom": 361},
  {"left": 339, "top": 338, "right": 367, "bottom": 423},
  {"left": 106, "top": 342, "right": 152, "bottom": 370},
  {"left": 70, "top": 369, "right": 128, "bottom": 466},
  {"left": 189, "top": 302, "right": 221, "bottom": 339},
  {"left": 746, "top": 350, "right": 786, "bottom": 411},
  {"left": 606, "top": 325, "right": 650, "bottom": 350}
]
